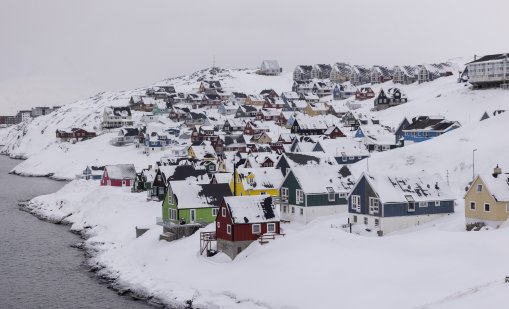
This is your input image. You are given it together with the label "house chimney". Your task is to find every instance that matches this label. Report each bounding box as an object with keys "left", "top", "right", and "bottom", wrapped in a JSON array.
[
  {"left": 474, "top": 54, "right": 477, "bottom": 61},
  {"left": 493, "top": 164, "right": 502, "bottom": 178}
]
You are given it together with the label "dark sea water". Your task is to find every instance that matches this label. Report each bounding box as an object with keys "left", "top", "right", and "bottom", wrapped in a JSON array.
[{"left": 0, "top": 156, "right": 152, "bottom": 309}]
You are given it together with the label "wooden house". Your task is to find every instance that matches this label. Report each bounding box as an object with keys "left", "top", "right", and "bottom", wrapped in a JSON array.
[
  {"left": 199, "top": 80, "right": 223, "bottom": 94},
  {"left": 304, "top": 102, "right": 328, "bottom": 116},
  {"left": 330, "top": 63, "right": 352, "bottom": 83},
  {"left": 355, "top": 87, "right": 375, "bottom": 100},
  {"left": 417, "top": 63, "right": 453, "bottom": 84},
  {"left": 464, "top": 165, "right": 509, "bottom": 229},
  {"left": 244, "top": 94, "right": 266, "bottom": 106},
  {"left": 230, "top": 167, "right": 283, "bottom": 197},
  {"left": 216, "top": 195, "right": 281, "bottom": 259},
  {"left": 56, "top": 128, "right": 96, "bottom": 143},
  {"left": 393, "top": 65, "right": 418, "bottom": 84},
  {"left": 348, "top": 172, "right": 455, "bottom": 235},
  {"left": 101, "top": 106, "right": 134, "bottom": 129},
  {"left": 370, "top": 65, "right": 393, "bottom": 84},
  {"left": 280, "top": 165, "right": 356, "bottom": 223},
  {"left": 350, "top": 65, "right": 371, "bottom": 86},
  {"left": 100, "top": 164, "right": 136, "bottom": 187},
  {"left": 258, "top": 60, "right": 281, "bottom": 76},
  {"left": 260, "top": 89, "right": 279, "bottom": 99},
  {"left": 310, "top": 64, "right": 332, "bottom": 79},
  {"left": 76, "top": 166, "right": 104, "bottom": 181},
  {"left": 402, "top": 116, "right": 460, "bottom": 144},
  {"left": 293, "top": 65, "right": 313, "bottom": 81},
  {"left": 374, "top": 88, "right": 407, "bottom": 110}
]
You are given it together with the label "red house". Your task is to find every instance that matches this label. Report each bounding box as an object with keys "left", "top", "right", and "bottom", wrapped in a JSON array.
[
  {"left": 100, "top": 164, "right": 136, "bottom": 187},
  {"left": 324, "top": 126, "right": 346, "bottom": 139},
  {"left": 56, "top": 128, "right": 96, "bottom": 143},
  {"left": 355, "top": 87, "right": 375, "bottom": 100},
  {"left": 216, "top": 195, "right": 281, "bottom": 259}
]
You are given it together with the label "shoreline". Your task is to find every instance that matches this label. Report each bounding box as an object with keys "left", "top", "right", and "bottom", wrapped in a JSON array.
[{"left": 17, "top": 200, "right": 172, "bottom": 309}]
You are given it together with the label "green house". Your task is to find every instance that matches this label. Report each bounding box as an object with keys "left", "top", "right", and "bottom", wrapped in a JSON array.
[
  {"left": 161, "top": 181, "right": 232, "bottom": 226},
  {"left": 279, "top": 165, "right": 356, "bottom": 224}
]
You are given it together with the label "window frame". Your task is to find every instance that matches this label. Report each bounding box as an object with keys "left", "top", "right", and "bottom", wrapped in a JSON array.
[
  {"left": 212, "top": 208, "right": 219, "bottom": 216},
  {"left": 227, "top": 224, "right": 232, "bottom": 235},
  {"left": 351, "top": 195, "right": 361, "bottom": 212},
  {"left": 252, "top": 224, "right": 261, "bottom": 234},
  {"left": 484, "top": 203, "right": 490, "bottom": 212},
  {"left": 267, "top": 223, "right": 276, "bottom": 233},
  {"left": 477, "top": 184, "right": 483, "bottom": 192},
  {"left": 281, "top": 187, "right": 288, "bottom": 200},
  {"left": 369, "top": 197, "right": 379, "bottom": 214},
  {"left": 296, "top": 189, "right": 304, "bottom": 204},
  {"left": 470, "top": 201, "right": 476, "bottom": 211},
  {"left": 326, "top": 187, "right": 335, "bottom": 202},
  {"left": 222, "top": 207, "right": 226, "bottom": 217}
]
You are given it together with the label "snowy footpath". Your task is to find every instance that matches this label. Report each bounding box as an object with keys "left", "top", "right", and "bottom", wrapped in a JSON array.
[{"left": 24, "top": 180, "right": 509, "bottom": 309}]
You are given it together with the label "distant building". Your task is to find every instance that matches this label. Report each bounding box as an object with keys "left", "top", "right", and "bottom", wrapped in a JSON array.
[
  {"left": 310, "top": 64, "right": 332, "bottom": 79},
  {"left": 258, "top": 60, "right": 282, "bottom": 76},
  {"left": 102, "top": 106, "right": 134, "bottom": 129},
  {"left": 16, "top": 110, "right": 32, "bottom": 123},
  {"left": 293, "top": 65, "right": 313, "bottom": 81},
  {"left": 467, "top": 53, "right": 509, "bottom": 88},
  {"left": 402, "top": 116, "right": 460, "bottom": 144}
]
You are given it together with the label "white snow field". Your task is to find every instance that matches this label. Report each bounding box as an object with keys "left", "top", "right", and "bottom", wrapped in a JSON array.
[
  {"left": 3, "top": 66, "right": 509, "bottom": 308},
  {"left": 26, "top": 179, "right": 509, "bottom": 309}
]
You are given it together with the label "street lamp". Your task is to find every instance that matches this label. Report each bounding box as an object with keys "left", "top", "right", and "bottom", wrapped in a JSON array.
[{"left": 472, "top": 149, "right": 478, "bottom": 181}]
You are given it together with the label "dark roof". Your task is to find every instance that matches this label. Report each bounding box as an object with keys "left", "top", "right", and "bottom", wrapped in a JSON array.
[
  {"left": 232, "top": 92, "right": 247, "bottom": 98},
  {"left": 285, "top": 153, "right": 321, "bottom": 165},
  {"left": 297, "top": 65, "right": 313, "bottom": 72},
  {"left": 467, "top": 53, "right": 509, "bottom": 64},
  {"left": 121, "top": 127, "right": 140, "bottom": 137},
  {"left": 224, "top": 134, "right": 246, "bottom": 145},
  {"left": 168, "top": 165, "right": 208, "bottom": 181},
  {"left": 112, "top": 106, "right": 132, "bottom": 117},
  {"left": 404, "top": 116, "right": 458, "bottom": 131},
  {"left": 198, "top": 183, "right": 232, "bottom": 207},
  {"left": 243, "top": 105, "right": 258, "bottom": 112}
]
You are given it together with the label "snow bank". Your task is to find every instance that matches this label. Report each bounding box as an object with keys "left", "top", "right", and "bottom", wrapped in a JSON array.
[{"left": 24, "top": 180, "right": 509, "bottom": 309}]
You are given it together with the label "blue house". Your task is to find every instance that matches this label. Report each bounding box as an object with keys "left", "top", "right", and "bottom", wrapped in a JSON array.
[
  {"left": 354, "top": 128, "right": 365, "bottom": 138},
  {"left": 402, "top": 116, "right": 460, "bottom": 144},
  {"left": 332, "top": 84, "right": 355, "bottom": 100},
  {"left": 348, "top": 172, "right": 455, "bottom": 235},
  {"left": 76, "top": 166, "right": 104, "bottom": 180},
  {"left": 144, "top": 131, "right": 172, "bottom": 153},
  {"left": 395, "top": 117, "right": 410, "bottom": 145}
]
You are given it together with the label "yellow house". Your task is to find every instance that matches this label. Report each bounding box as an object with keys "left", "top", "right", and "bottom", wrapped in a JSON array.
[
  {"left": 305, "top": 102, "right": 328, "bottom": 116},
  {"left": 464, "top": 165, "right": 509, "bottom": 229},
  {"left": 188, "top": 144, "right": 216, "bottom": 161},
  {"left": 229, "top": 167, "right": 283, "bottom": 197}
]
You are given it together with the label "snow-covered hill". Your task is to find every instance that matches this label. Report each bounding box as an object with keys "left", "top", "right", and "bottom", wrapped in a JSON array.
[{"left": 0, "top": 68, "right": 292, "bottom": 178}]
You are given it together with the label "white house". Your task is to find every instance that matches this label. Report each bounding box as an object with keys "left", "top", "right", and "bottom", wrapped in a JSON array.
[{"left": 258, "top": 60, "right": 281, "bottom": 76}]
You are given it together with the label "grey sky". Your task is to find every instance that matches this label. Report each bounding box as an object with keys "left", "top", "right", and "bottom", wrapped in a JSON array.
[{"left": 0, "top": 0, "right": 507, "bottom": 114}]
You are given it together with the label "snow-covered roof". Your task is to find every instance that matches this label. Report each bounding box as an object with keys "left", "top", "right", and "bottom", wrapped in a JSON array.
[
  {"left": 224, "top": 195, "right": 280, "bottom": 224},
  {"left": 479, "top": 171, "right": 509, "bottom": 202},
  {"left": 237, "top": 167, "right": 284, "bottom": 191},
  {"left": 361, "top": 172, "right": 455, "bottom": 203},
  {"left": 104, "top": 164, "right": 136, "bottom": 180},
  {"left": 289, "top": 165, "right": 356, "bottom": 194},
  {"left": 170, "top": 181, "right": 231, "bottom": 209},
  {"left": 314, "top": 138, "right": 369, "bottom": 157}
]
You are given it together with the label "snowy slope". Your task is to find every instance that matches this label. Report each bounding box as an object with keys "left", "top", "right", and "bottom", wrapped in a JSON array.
[
  {"left": 0, "top": 68, "right": 292, "bottom": 179},
  {"left": 25, "top": 181, "right": 509, "bottom": 309}
]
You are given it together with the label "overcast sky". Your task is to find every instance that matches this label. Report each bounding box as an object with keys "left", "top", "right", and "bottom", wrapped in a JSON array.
[{"left": 0, "top": 0, "right": 507, "bottom": 114}]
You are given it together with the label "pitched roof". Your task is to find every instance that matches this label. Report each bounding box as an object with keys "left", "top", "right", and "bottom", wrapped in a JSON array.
[
  {"left": 479, "top": 171, "right": 509, "bottom": 201},
  {"left": 236, "top": 167, "right": 284, "bottom": 191},
  {"left": 467, "top": 53, "right": 509, "bottom": 64},
  {"left": 403, "top": 116, "right": 460, "bottom": 132},
  {"left": 290, "top": 165, "right": 356, "bottom": 194},
  {"left": 224, "top": 195, "right": 280, "bottom": 224},
  {"left": 360, "top": 172, "right": 455, "bottom": 203},
  {"left": 170, "top": 181, "right": 231, "bottom": 209},
  {"left": 104, "top": 164, "right": 136, "bottom": 180}
]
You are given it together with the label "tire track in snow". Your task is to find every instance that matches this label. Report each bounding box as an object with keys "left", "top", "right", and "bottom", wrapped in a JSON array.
[{"left": 413, "top": 280, "right": 500, "bottom": 309}]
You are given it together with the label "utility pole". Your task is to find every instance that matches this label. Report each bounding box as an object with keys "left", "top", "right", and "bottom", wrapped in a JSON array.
[{"left": 472, "top": 149, "right": 477, "bottom": 181}]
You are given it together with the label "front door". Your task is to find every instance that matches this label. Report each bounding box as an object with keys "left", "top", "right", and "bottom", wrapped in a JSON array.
[{"left": 190, "top": 209, "right": 196, "bottom": 223}]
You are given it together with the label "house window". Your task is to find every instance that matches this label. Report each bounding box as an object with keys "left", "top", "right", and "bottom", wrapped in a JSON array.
[
  {"left": 170, "top": 209, "right": 177, "bottom": 221},
  {"left": 408, "top": 202, "right": 416, "bottom": 212},
  {"left": 369, "top": 197, "right": 379, "bottom": 213},
  {"left": 477, "top": 184, "right": 483, "bottom": 192},
  {"left": 374, "top": 218, "right": 379, "bottom": 227},
  {"left": 252, "top": 224, "right": 261, "bottom": 234},
  {"left": 300, "top": 208, "right": 304, "bottom": 216},
  {"left": 326, "top": 187, "right": 335, "bottom": 202},
  {"left": 506, "top": 203, "right": 509, "bottom": 212},
  {"left": 484, "top": 203, "right": 490, "bottom": 212},
  {"left": 353, "top": 215, "right": 357, "bottom": 223},
  {"left": 122, "top": 180, "right": 126, "bottom": 186},
  {"left": 364, "top": 217, "right": 368, "bottom": 225},
  {"left": 296, "top": 189, "right": 304, "bottom": 204},
  {"left": 419, "top": 201, "right": 428, "bottom": 208},
  {"left": 208, "top": 165, "right": 215, "bottom": 171},
  {"left": 212, "top": 208, "right": 219, "bottom": 216},
  {"left": 352, "top": 195, "right": 361, "bottom": 212},
  {"left": 227, "top": 224, "right": 232, "bottom": 235},
  {"left": 281, "top": 187, "right": 288, "bottom": 200},
  {"left": 283, "top": 205, "right": 287, "bottom": 213},
  {"left": 470, "top": 202, "right": 476, "bottom": 211},
  {"left": 267, "top": 223, "right": 276, "bottom": 233},
  {"left": 222, "top": 208, "right": 226, "bottom": 217},
  {"left": 435, "top": 201, "right": 441, "bottom": 207},
  {"left": 291, "top": 207, "right": 295, "bottom": 214},
  {"left": 217, "top": 221, "right": 220, "bottom": 229}
]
